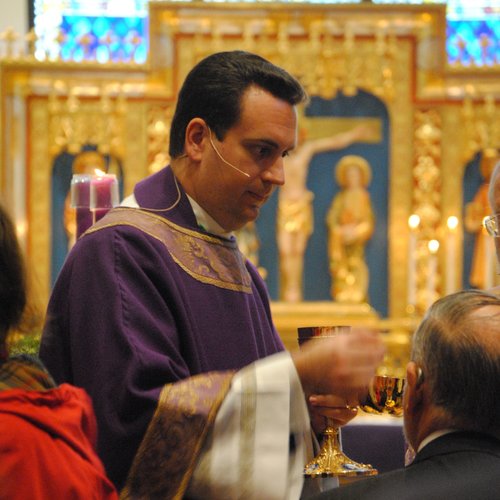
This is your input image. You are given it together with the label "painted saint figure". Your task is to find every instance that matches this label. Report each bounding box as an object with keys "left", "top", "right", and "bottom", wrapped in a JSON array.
[
  {"left": 464, "top": 148, "right": 499, "bottom": 289},
  {"left": 234, "top": 221, "right": 267, "bottom": 279},
  {"left": 277, "top": 125, "right": 373, "bottom": 302},
  {"left": 326, "top": 155, "right": 374, "bottom": 303}
]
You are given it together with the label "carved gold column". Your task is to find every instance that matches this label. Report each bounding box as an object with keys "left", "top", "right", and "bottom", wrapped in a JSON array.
[{"left": 411, "top": 109, "right": 443, "bottom": 314}]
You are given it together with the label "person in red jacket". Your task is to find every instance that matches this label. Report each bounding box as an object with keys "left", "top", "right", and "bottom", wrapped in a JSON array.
[{"left": 0, "top": 201, "right": 117, "bottom": 500}]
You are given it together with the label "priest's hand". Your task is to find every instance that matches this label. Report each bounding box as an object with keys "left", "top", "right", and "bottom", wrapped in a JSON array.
[
  {"left": 307, "top": 394, "right": 359, "bottom": 435},
  {"left": 291, "top": 327, "right": 385, "bottom": 404}
]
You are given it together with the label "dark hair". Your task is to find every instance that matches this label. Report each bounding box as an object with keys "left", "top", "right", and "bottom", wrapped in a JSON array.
[
  {"left": 168, "top": 50, "right": 307, "bottom": 158},
  {"left": 411, "top": 289, "right": 500, "bottom": 436},
  {"left": 0, "top": 203, "right": 27, "bottom": 344}
]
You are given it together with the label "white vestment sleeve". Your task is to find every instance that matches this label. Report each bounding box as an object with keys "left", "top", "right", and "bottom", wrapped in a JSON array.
[{"left": 186, "top": 351, "right": 322, "bottom": 499}]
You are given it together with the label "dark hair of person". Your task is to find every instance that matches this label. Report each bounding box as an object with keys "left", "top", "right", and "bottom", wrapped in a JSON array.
[
  {"left": 0, "top": 203, "right": 27, "bottom": 344},
  {"left": 169, "top": 50, "right": 307, "bottom": 158},
  {"left": 411, "top": 289, "right": 500, "bottom": 436}
]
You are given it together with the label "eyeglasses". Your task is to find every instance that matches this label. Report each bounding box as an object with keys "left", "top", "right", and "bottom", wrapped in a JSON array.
[{"left": 484, "top": 214, "right": 500, "bottom": 237}]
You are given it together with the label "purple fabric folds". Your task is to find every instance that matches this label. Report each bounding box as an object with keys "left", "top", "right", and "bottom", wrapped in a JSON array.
[{"left": 40, "top": 166, "right": 284, "bottom": 489}]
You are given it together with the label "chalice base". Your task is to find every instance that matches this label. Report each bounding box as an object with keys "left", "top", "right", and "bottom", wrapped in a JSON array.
[{"left": 304, "top": 427, "right": 378, "bottom": 478}]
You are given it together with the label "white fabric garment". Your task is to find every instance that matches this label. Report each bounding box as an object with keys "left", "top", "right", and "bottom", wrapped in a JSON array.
[{"left": 187, "top": 352, "right": 333, "bottom": 499}]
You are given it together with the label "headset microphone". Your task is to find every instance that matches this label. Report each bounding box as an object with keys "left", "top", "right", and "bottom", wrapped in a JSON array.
[{"left": 208, "top": 128, "right": 250, "bottom": 178}]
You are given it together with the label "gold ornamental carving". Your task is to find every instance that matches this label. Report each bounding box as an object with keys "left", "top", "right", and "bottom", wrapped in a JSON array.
[
  {"left": 147, "top": 104, "right": 175, "bottom": 175},
  {"left": 29, "top": 99, "right": 52, "bottom": 297},
  {"left": 2, "top": 2, "right": 500, "bottom": 368},
  {"left": 461, "top": 93, "right": 500, "bottom": 164},
  {"left": 411, "top": 109, "right": 443, "bottom": 315},
  {"left": 47, "top": 83, "right": 127, "bottom": 158}
]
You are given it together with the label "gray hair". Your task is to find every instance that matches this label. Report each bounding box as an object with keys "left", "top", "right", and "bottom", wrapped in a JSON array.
[{"left": 411, "top": 289, "right": 500, "bottom": 436}]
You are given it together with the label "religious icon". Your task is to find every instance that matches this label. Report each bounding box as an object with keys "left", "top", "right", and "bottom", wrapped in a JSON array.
[
  {"left": 277, "top": 125, "right": 374, "bottom": 303},
  {"left": 234, "top": 221, "right": 267, "bottom": 279},
  {"left": 464, "top": 148, "right": 499, "bottom": 289},
  {"left": 326, "top": 155, "right": 374, "bottom": 303}
]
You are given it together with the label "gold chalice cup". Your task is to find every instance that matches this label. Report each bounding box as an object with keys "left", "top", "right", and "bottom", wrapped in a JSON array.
[
  {"left": 359, "top": 374, "right": 405, "bottom": 417},
  {"left": 298, "top": 326, "right": 405, "bottom": 479}
]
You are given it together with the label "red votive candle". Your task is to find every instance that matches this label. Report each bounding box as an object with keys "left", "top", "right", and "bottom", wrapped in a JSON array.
[
  {"left": 70, "top": 174, "right": 93, "bottom": 239},
  {"left": 90, "top": 173, "right": 119, "bottom": 223}
]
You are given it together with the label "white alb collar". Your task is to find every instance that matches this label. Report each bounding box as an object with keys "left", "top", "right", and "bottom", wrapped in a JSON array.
[
  {"left": 120, "top": 191, "right": 233, "bottom": 239},
  {"left": 186, "top": 194, "right": 233, "bottom": 239}
]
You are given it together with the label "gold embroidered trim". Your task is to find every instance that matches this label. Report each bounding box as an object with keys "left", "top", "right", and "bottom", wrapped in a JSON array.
[
  {"left": 121, "top": 371, "right": 235, "bottom": 500},
  {"left": 86, "top": 208, "right": 252, "bottom": 293},
  {"left": 239, "top": 367, "right": 257, "bottom": 498}
]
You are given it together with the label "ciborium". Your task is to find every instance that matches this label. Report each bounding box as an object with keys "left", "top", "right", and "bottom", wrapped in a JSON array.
[{"left": 298, "top": 326, "right": 405, "bottom": 479}]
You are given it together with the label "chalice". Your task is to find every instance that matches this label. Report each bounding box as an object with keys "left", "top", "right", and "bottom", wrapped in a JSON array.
[{"left": 298, "top": 326, "right": 405, "bottom": 479}]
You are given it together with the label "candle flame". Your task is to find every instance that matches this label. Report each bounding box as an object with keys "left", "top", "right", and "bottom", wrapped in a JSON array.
[
  {"left": 408, "top": 214, "right": 420, "bottom": 229},
  {"left": 447, "top": 216, "right": 459, "bottom": 230},
  {"left": 15, "top": 220, "right": 27, "bottom": 239},
  {"left": 94, "top": 168, "right": 106, "bottom": 177},
  {"left": 428, "top": 239, "right": 440, "bottom": 254}
]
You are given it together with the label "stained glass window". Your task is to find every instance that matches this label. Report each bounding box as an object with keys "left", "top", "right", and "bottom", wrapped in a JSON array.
[
  {"left": 31, "top": 0, "right": 500, "bottom": 66},
  {"left": 32, "top": 0, "right": 149, "bottom": 63},
  {"left": 446, "top": 0, "right": 500, "bottom": 66}
]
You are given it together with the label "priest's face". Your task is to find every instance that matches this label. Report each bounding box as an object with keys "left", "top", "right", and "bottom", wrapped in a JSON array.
[{"left": 192, "top": 85, "right": 297, "bottom": 231}]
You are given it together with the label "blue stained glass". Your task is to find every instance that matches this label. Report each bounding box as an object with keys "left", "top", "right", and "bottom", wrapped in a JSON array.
[
  {"left": 114, "top": 19, "right": 134, "bottom": 37},
  {"left": 447, "top": 17, "right": 500, "bottom": 65},
  {"left": 135, "top": 44, "right": 147, "bottom": 62},
  {"left": 32, "top": 1, "right": 500, "bottom": 66},
  {"left": 93, "top": 18, "right": 111, "bottom": 37},
  {"left": 70, "top": 18, "right": 92, "bottom": 34},
  {"left": 58, "top": 15, "right": 147, "bottom": 63},
  {"left": 96, "top": 45, "right": 107, "bottom": 63},
  {"left": 72, "top": 46, "right": 85, "bottom": 62},
  {"left": 125, "top": 18, "right": 143, "bottom": 28}
]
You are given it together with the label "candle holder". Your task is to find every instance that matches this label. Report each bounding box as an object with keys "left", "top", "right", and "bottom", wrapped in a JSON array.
[
  {"left": 70, "top": 173, "right": 93, "bottom": 239},
  {"left": 70, "top": 172, "right": 119, "bottom": 239},
  {"left": 90, "top": 173, "right": 119, "bottom": 223}
]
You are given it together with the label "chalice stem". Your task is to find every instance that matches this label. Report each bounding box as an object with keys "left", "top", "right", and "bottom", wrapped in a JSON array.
[
  {"left": 304, "top": 426, "right": 377, "bottom": 478},
  {"left": 318, "top": 426, "right": 343, "bottom": 471}
]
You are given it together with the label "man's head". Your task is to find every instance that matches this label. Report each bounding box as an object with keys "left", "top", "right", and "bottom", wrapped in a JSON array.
[
  {"left": 170, "top": 51, "right": 307, "bottom": 231},
  {"left": 0, "top": 203, "right": 26, "bottom": 350},
  {"left": 169, "top": 50, "right": 307, "bottom": 158},
  {"left": 404, "top": 289, "right": 500, "bottom": 450}
]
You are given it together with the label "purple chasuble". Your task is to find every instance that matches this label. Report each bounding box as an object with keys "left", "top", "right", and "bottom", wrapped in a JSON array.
[{"left": 40, "top": 166, "right": 284, "bottom": 489}]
